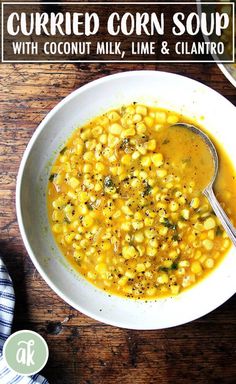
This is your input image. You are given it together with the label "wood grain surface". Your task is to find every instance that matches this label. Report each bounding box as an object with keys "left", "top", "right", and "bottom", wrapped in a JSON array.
[{"left": 1, "top": 63, "right": 236, "bottom": 384}]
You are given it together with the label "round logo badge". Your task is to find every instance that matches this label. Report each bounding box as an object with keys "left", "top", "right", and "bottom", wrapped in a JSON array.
[{"left": 3, "top": 330, "right": 49, "bottom": 376}]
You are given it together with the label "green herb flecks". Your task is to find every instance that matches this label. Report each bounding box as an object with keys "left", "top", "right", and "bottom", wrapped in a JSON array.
[
  {"left": 159, "top": 261, "right": 178, "bottom": 272},
  {"left": 172, "top": 233, "right": 180, "bottom": 242},
  {"left": 216, "top": 226, "right": 223, "bottom": 236},
  {"left": 142, "top": 182, "right": 152, "bottom": 197},
  {"left": 60, "top": 146, "right": 67, "bottom": 154},
  {"left": 162, "top": 218, "right": 177, "bottom": 230},
  {"left": 49, "top": 173, "right": 58, "bottom": 182},
  {"left": 162, "top": 139, "right": 170, "bottom": 145}
]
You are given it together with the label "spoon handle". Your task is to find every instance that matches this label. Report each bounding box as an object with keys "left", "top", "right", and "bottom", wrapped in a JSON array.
[{"left": 204, "top": 187, "right": 236, "bottom": 247}]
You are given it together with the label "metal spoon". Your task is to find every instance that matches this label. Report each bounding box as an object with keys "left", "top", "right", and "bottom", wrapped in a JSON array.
[{"left": 172, "top": 123, "right": 236, "bottom": 247}]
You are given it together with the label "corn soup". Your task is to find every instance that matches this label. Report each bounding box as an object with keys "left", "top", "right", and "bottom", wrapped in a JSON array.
[{"left": 48, "top": 104, "right": 236, "bottom": 299}]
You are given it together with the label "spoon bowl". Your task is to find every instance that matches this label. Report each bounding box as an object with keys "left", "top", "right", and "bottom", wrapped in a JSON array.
[{"left": 172, "top": 123, "right": 236, "bottom": 247}]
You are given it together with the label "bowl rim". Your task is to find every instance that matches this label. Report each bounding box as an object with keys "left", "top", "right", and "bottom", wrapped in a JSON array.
[{"left": 16, "top": 70, "right": 236, "bottom": 329}]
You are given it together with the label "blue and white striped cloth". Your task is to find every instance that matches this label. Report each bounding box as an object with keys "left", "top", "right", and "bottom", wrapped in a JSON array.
[{"left": 0, "top": 259, "right": 49, "bottom": 383}]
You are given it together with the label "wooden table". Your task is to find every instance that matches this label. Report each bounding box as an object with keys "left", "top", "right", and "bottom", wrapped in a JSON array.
[{"left": 1, "top": 63, "right": 236, "bottom": 384}]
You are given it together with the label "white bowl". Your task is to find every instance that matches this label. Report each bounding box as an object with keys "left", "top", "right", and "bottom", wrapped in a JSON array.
[{"left": 16, "top": 71, "right": 236, "bottom": 329}]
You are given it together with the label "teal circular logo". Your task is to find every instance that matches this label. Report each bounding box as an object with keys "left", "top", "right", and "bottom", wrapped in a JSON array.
[{"left": 3, "top": 330, "right": 49, "bottom": 376}]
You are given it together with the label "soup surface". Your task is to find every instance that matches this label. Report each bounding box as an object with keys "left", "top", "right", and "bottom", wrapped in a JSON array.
[{"left": 48, "top": 104, "right": 236, "bottom": 299}]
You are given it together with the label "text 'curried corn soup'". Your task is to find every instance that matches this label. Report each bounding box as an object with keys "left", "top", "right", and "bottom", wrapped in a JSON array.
[{"left": 48, "top": 104, "right": 236, "bottom": 299}]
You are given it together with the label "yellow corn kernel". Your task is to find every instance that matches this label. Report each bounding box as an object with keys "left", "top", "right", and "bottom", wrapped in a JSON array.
[
  {"left": 137, "top": 144, "right": 147, "bottom": 155},
  {"left": 191, "top": 197, "right": 200, "bottom": 209},
  {"left": 107, "top": 135, "right": 119, "bottom": 149},
  {"left": 122, "top": 205, "right": 133, "bottom": 216},
  {"left": 59, "top": 155, "right": 67, "bottom": 163},
  {"left": 121, "top": 154, "right": 132, "bottom": 166},
  {"left": 223, "top": 239, "right": 230, "bottom": 248},
  {"left": 139, "top": 170, "right": 148, "bottom": 180},
  {"left": 202, "top": 239, "right": 213, "bottom": 250},
  {"left": 52, "top": 210, "right": 64, "bottom": 221},
  {"left": 133, "top": 114, "right": 142, "bottom": 123},
  {"left": 136, "top": 263, "right": 146, "bottom": 272},
  {"left": 65, "top": 233, "right": 75, "bottom": 244},
  {"left": 181, "top": 209, "right": 190, "bottom": 220},
  {"left": 170, "top": 285, "right": 180, "bottom": 295},
  {"left": 79, "top": 191, "right": 89, "bottom": 203},
  {"left": 191, "top": 261, "right": 202, "bottom": 274},
  {"left": 131, "top": 151, "right": 140, "bottom": 161},
  {"left": 136, "top": 105, "right": 147, "bottom": 116},
  {"left": 146, "top": 246, "right": 157, "bottom": 257},
  {"left": 179, "top": 260, "right": 190, "bottom": 267},
  {"left": 118, "top": 276, "right": 128, "bottom": 286},
  {"left": 75, "top": 143, "right": 84, "bottom": 155},
  {"left": 203, "top": 217, "right": 216, "bottom": 230},
  {"left": 205, "top": 258, "right": 215, "bottom": 268},
  {"left": 52, "top": 223, "right": 63, "bottom": 233},
  {"left": 101, "top": 241, "right": 111, "bottom": 251},
  {"left": 125, "top": 270, "right": 136, "bottom": 279},
  {"left": 132, "top": 221, "right": 144, "bottom": 230},
  {"left": 122, "top": 245, "right": 137, "bottom": 259},
  {"left": 178, "top": 196, "right": 186, "bottom": 205},
  {"left": 83, "top": 151, "right": 94, "bottom": 162},
  {"left": 208, "top": 230, "right": 215, "bottom": 240},
  {"left": 141, "top": 156, "right": 152, "bottom": 167},
  {"left": 125, "top": 105, "right": 135, "bottom": 114},
  {"left": 69, "top": 177, "right": 79, "bottom": 189},
  {"left": 134, "top": 232, "right": 144, "bottom": 243},
  {"left": 123, "top": 286, "right": 133, "bottom": 294},
  {"left": 107, "top": 111, "right": 120, "bottom": 122},
  {"left": 156, "top": 169, "right": 167, "bottom": 178},
  {"left": 83, "top": 164, "right": 92, "bottom": 173},
  {"left": 99, "top": 133, "right": 107, "bottom": 144},
  {"left": 113, "top": 210, "right": 121, "bottom": 219},
  {"left": 158, "top": 226, "right": 168, "bottom": 236},
  {"left": 122, "top": 128, "right": 136, "bottom": 137},
  {"left": 162, "top": 260, "right": 173, "bottom": 268},
  {"left": 87, "top": 271, "right": 96, "bottom": 280},
  {"left": 149, "top": 238, "right": 158, "bottom": 248},
  {"left": 81, "top": 130, "right": 91, "bottom": 141},
  {"left": 73, "top": 250, "right": 82, "bottom": 260},
  {"left": 120, "top": 222, "right": 131, "bottom": 231},
  {"left": 169, "top": 250, "right": 177, "bottom": 259},
  {"left": 67, "top": 191, "right": 77, "bottom": 200},
  {"left": 157, "top": 273, "right": 169, "bottom": 284},
  {"left": 144, "top": 217, "right": 154, "bottom": 226},
  {"left": 136, "top": 245, "right": 145, "bottom": 256},
  {"left": 82, "top": 215, "right": 94, "bottom": 228},
  {"left": 95, "top": 263, "right": 107, "bottom": 273},
  {"left": 146, "top": 288, "right": 157, "bottom": 296},
  {"left": 170, "top": 201, "right": 179, "bottom": 212},
  {"left": 147, "top": 139, "right": 156, "bottom": 151},
  {"left": 144, "top": 228, "right": 155, "bottom": 239},
  {"left": 130, "top": 178, "right": 141, "bottom": 188},
  {"left": 155, "top": 111, "right": 166, "bottom": 123},
  {"left": 144, "top": 116, "right": 154, "bottom": 128},
  {"left": 136, "top": 122, "right": 147, "bottom": 134},
  {"left": 109, "top": 123, "right": 122, "bottom": 136},
  {"left": 92, "top": 125, "right": 103, "bottom": 136},
  {"left": 94, "top": 183, "right": 102, "bottom": 192},
  {"left": 167, "top": 114, "right": 179, "bottom": 124}
]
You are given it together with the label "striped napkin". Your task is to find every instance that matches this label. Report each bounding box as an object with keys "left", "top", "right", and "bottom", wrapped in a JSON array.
[{"left": 0, "top": 259, "right": 49, "bottom": 384}]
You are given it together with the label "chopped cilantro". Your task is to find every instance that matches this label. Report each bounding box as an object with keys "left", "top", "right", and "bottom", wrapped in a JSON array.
[
  {"left": 162, "top": 139, "right": 170, "bottom": 145},
  {"left": 216, "top": 226, "right": 223, "bottom": 236},
  {"left": 49, "top": 173, "right": 57, "bottom": 182},
  {"left": 162, "top": 218, "right": 176, "bottom": 230},
  {"left": 60, "top": 146, "right": 67, "bottom": 154}
]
